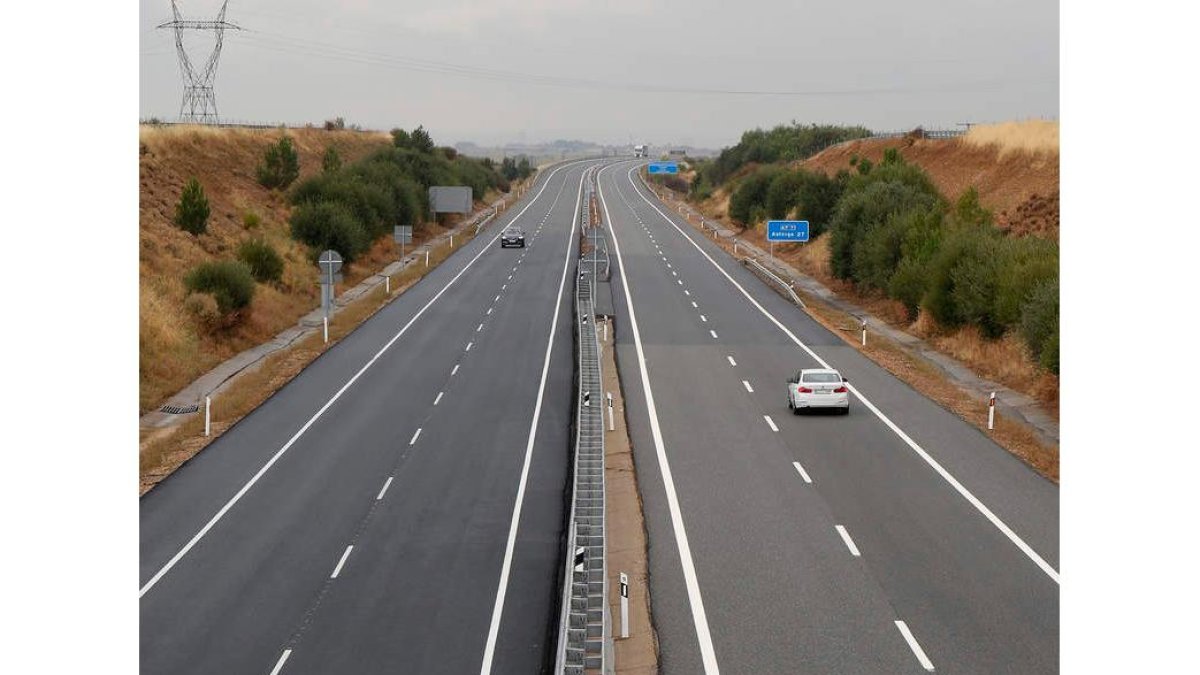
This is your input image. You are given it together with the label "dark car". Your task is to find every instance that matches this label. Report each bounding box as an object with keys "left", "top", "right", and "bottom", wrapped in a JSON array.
[{"left": 500, "top": 227, "right": 526, "bottom": 248}]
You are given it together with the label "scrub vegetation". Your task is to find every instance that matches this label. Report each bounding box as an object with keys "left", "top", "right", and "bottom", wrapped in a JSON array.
[
  {"left": 682, "top": 123, "right": 1060, "bottom": 389},
  {"left": 139, "top": 124, "right": 513, "bottom": 414}
]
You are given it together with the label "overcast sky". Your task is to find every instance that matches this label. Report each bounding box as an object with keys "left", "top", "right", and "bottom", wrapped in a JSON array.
[{"left": 139, "top": 0, "right": 1058, "bottom": 149}]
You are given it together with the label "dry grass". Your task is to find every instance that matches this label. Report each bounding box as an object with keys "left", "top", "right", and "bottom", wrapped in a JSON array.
[
  {"left": 139, "top": 227, "right": 481, "bottom": 494},
  {"left": 963, "top": 119, "right": 1059, "bottom": 156},
  {"left": 139, "top": 125, "right": 395, "bottom": 414},
  {"left": 799, "top": 293, "right": 1059, "bottom": 482}
]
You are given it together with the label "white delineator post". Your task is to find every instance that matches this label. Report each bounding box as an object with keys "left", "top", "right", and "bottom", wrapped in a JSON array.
[
  {"left": 861, "top": 318, "right": 867, "bottom": 347},
  {"left": 204, "top": 396, "right": 211, "bottom": 437},
  {"left": 607, "top": 392, "right": 615, "bottom": 432},
  {"left": 385, "top": 275, "right": 390, "bottom": 293},
  {"left": 988, "top": 391, "right": 996, "bottom": 430},
  {"left": 323, "top": 316, "right": 329, "bottom": 344},
  {"left": 450, "top": 234, "right": 454, "bottom": 248},
  {"left": 425, "top": 250, "right": 430, "bottom": 266},
  {"left": 619, "top": 572, "right": 630, "bottom": 639}
]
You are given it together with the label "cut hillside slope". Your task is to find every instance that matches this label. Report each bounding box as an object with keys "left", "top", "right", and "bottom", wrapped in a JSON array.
[
  {"left": 803, "top": 121, "right": 1059, "bottom": 239},
  {"left": 140, "top": 126, "right": 401, "bottom": 414}
]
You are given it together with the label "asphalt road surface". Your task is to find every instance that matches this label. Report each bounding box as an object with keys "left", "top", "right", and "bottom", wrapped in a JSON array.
[
  {"left": 597, "top": 161, "right": 1059, "bottom": 674},
  {"left": 140, "top": 158, "right": 609, "bottom": 675}
]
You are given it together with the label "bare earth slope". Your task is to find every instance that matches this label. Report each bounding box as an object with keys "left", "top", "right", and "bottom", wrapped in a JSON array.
[
  {"left": 139, "top": 125, "right": 393, "bottom": 413},
  {"left": 803, "top": 125, "right": 1059, "bottom": 239}
]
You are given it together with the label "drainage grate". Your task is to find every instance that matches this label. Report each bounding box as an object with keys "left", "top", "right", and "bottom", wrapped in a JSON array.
[{"left": 159, "top": 403, "right": 199, "bottom": 415}]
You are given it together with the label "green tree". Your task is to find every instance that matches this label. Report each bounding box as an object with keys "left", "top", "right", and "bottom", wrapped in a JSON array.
[
  {"left": 289, "top": 202, "right": 369, "bottom": 262},
  {"left": 411, "top": 125, "right": 435, "bottom": 153},
  {"left": 517, "top": 156, "right": 533, "bottom": 179},
  {"left": 391, "top": 128, "right": 412, "bottom": 149},
  {"left": 257, "top": 136, "right": 300, "bottom": 189},
  {"left": 174, "top": 177, "right": 210, "bottom": 235},
  {"left": 322, "top": 146, "right": 342, "bottom": 174}
]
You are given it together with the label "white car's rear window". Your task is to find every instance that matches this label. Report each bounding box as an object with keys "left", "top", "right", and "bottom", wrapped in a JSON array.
[{"left": 802, "top": 372, "right": 841, "bottom": 383}]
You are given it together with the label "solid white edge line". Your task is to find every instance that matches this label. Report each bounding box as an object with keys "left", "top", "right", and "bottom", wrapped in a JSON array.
[
  {"left": 479, "top": 162, "right": 590, "bottom": 675},
  {"left": 763, "top": 415, "right": 778, "bottom": 432},
  {"left": 835, "top": 525, "right": 862, "bottom": 556},
  {"left": 895, "top": 620, "right": 936, "bottom": 671},
  {"left": 269, "top": 649, "right": 292, "bottom": 675},
  {"left": 433, "top": 391, "right": 444, "bottom": 406},
  {"left": 598, "top": 161, "right": 721, "bottom": 674},
  {"left": 331, "top": 545, "right": 353, "bottom": 579},
  {"left": 727, "top": 356, "right": 737, "bottom": 367},
  {"left": 137, "top": 159, "right": 594, "bottom": 599},
  {"left": 622, "top": 165, "right": 1060, "bottom": 585},
  {"left": 792, "top": 461, "right": 813, "bottom": 484},
  {"left": 742, "top": 380, "right": 754, "bottom": 393},
  {"left": 376, "top": 476, "right": 394, "bottom": 500},
  {"left": 409, "top": 428, "right": 422, "bottom": 446}
]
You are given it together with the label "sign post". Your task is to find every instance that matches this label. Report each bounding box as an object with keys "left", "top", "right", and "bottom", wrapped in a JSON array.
[
  {"left": 394, "top": 225, "right": 413, "bottom": 259},
  {"left": 619, "top": 572, "right": 630, "bottom": 639},
  {"left": 988, "top": 391, "right": 996, "bottom": 430},
  {"left": 317, "top": 250, "right": 343, "bottom": 344},
  {"left": 767, "top": 220, "right": 809, "bottom": 265}
]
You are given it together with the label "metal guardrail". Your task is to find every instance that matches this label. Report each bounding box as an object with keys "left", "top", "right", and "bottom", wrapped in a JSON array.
[
  {"left": 555, "top": 166, "right": 610, "bottom": 674},
  {"left": 744, "top": 258, "right": 806, "bottom": 308}
]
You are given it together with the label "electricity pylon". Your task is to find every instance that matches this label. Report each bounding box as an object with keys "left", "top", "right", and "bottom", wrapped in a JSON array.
[{"left": 158, "top": 1, "right": 240, "bottom": 124}]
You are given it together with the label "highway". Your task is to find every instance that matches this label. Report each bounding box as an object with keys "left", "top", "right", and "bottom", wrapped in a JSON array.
[
  {"left": 140, "top": 155, "right": 1059, "bottom": 675},
  {"left": 139, "top": 158, "right": 606, "bottom": 674},
  {"left": 596, "top": 161, "right": 1059, "bottom": 674}
]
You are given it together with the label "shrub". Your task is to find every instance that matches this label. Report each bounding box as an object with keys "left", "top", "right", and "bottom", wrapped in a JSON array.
[
  {"left": 704, "top": 123, "right": 871, "bottom": 184},
  {"left": 410, "top": 125, "right": 435, "bottom": 153},
  {"left": 323, "top": 146, "right": 342, "bottom": 174},
  {"left": 174, "top": 177, "right": 210, "bottom": 235},
  {"left": 993, "top": 236, "right": 1058, "bottom": 330},
  {"left": 765, "top": 171, "right": 805, "bottom": 219},
  {"left": 242, "top": 210, "right": 262, "bottom": 230},
  {"left": 289, "top": 201, "right": 368, "bottom": 262},
  {"left": 829, "top": 180, "right": 939, "bottom": 280},
  {"left": 236, "top": 238, "right": 284, "bottom": 284},
  {"left": 324, "top": 117, "right": 346, "bottom": 131},
  {"left": 1020, "top": 278, "right": 1059, "bottom": 373},
  {"left": 184, "top": 260, "right": 256, "bottom": 315},
  {"left": 729, "top": 167, "right": 781, "bottom": 224},
  {"left": 857, "top": 158, "right": 873, "bottom": 175},
  {"left": 795, "top": 170, "right": 847, "bottom": 237},
  {"left": 183, "top": 292, "right": 222, "bottom": 326},
  {"left": 257, "top": 136, "right": 300, "bottom": 189}
]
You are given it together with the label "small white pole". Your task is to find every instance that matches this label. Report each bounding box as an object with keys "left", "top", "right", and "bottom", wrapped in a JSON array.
[
  {"left": 425, "top": 250, "right": 430, "bottom": 266},
  {"left": 450, "top": 234, "right": 454, "bottom": 248},
  {"left": 861, "top": 319, "right": 867, "bottom": 347},
  {"left": 607, "top": 392, "right": 615, "bottom": 432},
  {"left": 204, "top": 396, "right": 211, "bottom": 437},
  {"left": 988, "top": 391, "right": 996, "bottom": 430},
  {"left": 385, "top": 275, "right": 390, "bottom": 293},
  {"left": 734, "top": 242, "right": 738, "bottom": 255},
  {"left": 619, "top": 572, "right": 630, "bottom": 639},
  {"left": 602, "top": 319, "right": 608, "bottom": 343},
  {"left": 323, "top": 316, "right": 329, "bottom": 344}
]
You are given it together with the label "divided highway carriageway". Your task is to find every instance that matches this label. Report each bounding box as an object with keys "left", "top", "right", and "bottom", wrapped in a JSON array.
[
  {"left": 140, "top": 156, "right": 1058, "bottom": 675},
  {"left": 140, "top": 158, "right": 608, "bottom": 674}
]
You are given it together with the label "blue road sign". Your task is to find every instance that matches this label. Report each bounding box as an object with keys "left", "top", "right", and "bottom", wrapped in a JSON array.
[
  {"left": 767, "top": 220, "right": 810, "bottom": 242},
  {"left": 647, "top": 161, "right": 678, "bottom": 174}
]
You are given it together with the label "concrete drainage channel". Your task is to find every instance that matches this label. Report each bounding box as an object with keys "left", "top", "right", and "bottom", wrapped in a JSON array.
[{"left": 555, "top": 168, "right": 612, "bottom": 674}]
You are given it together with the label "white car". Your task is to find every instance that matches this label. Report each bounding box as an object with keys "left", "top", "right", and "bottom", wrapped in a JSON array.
[{"left": 786, "top": 368, "right": 850, "bottom": 415}]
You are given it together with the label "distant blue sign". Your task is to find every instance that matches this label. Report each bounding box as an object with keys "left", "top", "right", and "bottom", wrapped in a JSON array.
[
  {"left": 767, "top": 220, "right": 810, "bottom": 242},
  {"left": 647, "top": 161, "right": 678, "bottom": 175}
]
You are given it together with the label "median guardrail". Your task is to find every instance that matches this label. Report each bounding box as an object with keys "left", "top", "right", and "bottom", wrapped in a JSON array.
[{"left": 555, "top": 166, "right": 610, "bottom": 674}]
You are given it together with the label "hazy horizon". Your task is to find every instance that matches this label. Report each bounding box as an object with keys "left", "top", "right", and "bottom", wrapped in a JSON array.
[{"left": 140, "top": 0, "right": 1058, "bottom": 149}]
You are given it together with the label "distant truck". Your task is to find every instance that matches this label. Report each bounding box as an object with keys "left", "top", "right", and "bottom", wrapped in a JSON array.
[{"left": 633, "top": 144, "right": 648, "bottom": 158}]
